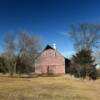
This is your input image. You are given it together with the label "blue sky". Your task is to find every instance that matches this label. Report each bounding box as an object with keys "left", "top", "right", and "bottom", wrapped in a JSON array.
[{"left": 0, "top": 0, "right": 100, "bottom": 57}]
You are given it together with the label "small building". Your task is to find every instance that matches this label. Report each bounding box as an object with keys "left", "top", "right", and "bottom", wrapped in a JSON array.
[{"left": 35, "top": 44, "right": 70, "bottom": 74}]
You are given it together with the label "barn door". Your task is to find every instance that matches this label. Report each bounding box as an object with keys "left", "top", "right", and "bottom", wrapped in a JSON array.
[{"left": 47, "top": 65, "right": 56, "bottom": 74}]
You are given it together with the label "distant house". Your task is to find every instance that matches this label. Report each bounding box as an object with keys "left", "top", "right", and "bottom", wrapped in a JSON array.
[{"left": 35, "top": 45, "right": 70, "bottom": 74}]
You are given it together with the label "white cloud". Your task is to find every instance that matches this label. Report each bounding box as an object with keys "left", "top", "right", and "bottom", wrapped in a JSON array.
[
  {"left": 56, "top": 31, "right": 70, "bottom": 37},
  {"left": 58, "top": 32, "right": 68, "bottom": 36}
]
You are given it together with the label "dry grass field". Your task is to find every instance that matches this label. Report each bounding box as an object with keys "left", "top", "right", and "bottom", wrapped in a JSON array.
[{"left": 0, "top": 75, "right": 100, "bottom": 100}]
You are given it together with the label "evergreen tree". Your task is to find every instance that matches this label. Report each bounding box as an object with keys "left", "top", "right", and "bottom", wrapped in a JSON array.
[{"left": 71, "top": 49, "right": 97, "bottom": 80}]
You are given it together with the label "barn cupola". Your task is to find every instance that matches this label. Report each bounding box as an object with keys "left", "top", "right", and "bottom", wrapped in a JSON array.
[{"left": 52, "top": 43, "right": 56, "bottom": 50}]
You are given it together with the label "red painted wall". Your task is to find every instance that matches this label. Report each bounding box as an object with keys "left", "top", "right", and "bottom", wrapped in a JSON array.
[{"left": 35, "top": 48, "right": 65, "bottom": 74}]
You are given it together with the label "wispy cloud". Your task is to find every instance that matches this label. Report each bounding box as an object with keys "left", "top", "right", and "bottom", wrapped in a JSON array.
[
  {"left": 56, "top": 31, "right": 70, "bottom": 37},
  {"left": 58, "top": 32, "right": 68, "bottom": 36}
]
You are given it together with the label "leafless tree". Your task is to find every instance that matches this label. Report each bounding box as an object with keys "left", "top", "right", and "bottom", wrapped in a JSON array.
[
  {"left": 3, "top": 33, "right": 16, "bottom": 76},
  {"left": 1, "top": 32, "right": 41, "bottom": 76},
  {"left": 69, "top": 23, "right": 100, "bottom": 51},
  {"left": 17, "top": 32, "right": 41, "bottom": 74}
]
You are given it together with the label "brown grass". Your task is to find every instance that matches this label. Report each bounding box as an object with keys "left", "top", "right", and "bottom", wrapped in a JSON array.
[{"left": 0, "top": 75, "right": 100, "bottom": 100}]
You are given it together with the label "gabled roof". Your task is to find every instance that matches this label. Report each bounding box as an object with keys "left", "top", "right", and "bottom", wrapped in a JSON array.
[
  {"left": 35, "top": 44, "right": 70, "bottom": 61},
  {"left": 44, "top": 45, "right": 54, "bottom": 50},
  {"left": 35, "top": 45, "right": 54, "bottom": 59}
]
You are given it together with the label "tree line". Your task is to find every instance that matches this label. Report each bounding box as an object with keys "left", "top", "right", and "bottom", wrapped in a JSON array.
[
  {"left": 0, "top": 23, "right": 99, "bottom": 80},
  {"left": 67, "top": 23, "right": 100, "bottom": 80},
  {"left": 0, "top": 32, "right": 40, "bottom": 76}
]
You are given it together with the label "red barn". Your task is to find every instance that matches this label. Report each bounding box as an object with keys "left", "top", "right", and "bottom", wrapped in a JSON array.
[{"left": 35, "top": 45, "right": 67, "bottom": 74}]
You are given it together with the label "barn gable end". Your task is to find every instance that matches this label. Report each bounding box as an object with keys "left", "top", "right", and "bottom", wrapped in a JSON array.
[{"left": 35, "top": 45, "right": 65, "bottom": 74}]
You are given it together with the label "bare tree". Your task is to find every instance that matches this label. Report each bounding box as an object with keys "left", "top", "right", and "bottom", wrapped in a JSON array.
[
  {"left": 3, "top": 33, "right": 16, "bottom": 76},
  {"left": 69, "top": 23, "right": 100, "bottom": 79},
  {"left": 69, "top": 23, "right": 100, "bottom": 51},
  {"left": 1, "top": 32, "right": 41, "bottom": 76},
  {"left": 17, "top": 32, "right": 41, "bottom": 74}
]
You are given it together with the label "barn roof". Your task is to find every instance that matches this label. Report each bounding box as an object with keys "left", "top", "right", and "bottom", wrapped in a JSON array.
[
  {"left": 35, "top": 44, "right": 70, "bottom": 61},
  {"left": 44, "top": 45, "right": 54, "bottom": 50},
  {"left": 35, "top": 45, "right": 54, "bottom": 59}
]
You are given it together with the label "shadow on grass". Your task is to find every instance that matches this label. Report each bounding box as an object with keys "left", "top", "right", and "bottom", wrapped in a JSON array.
[{"left": 0, "top": 73, "right": 64, "bottom": 78}]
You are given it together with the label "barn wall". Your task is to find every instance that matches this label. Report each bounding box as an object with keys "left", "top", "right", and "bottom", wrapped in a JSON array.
[{"left": 35, "top": 49, "right": 65, "bottom": 74}]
